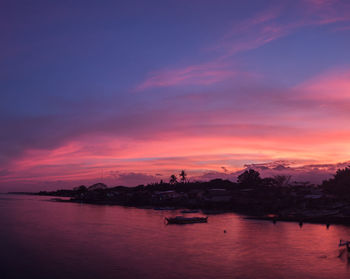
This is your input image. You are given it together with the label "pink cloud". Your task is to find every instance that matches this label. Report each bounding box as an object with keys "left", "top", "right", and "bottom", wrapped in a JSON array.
[
  {"left": 213, "top": 5, "right": 298, "bottom": 57},
  {"left": 136, "top": 1, "right": 350, "bottom": 91},
  {"left": 294, "top": 69, "right": 350, "bottom": 102},
  {"left": 4, "top": 65, "right": 350, "bottom": 191},
  {"left": 302, "top": 0, "right": 350, "bottom": 25},
  {"left": 136, "top": 7, "right": 288, "bottom": 91},
  {"left": 136, "top": 0, "right": 350, "bottom": 91},
  {"left": 217, "top": 0, "right": 350, "bottom": 56},
  {"left": 222, "top": 24, "right": 293, "bottom": 57},
  {"left": 4, "top": 122, "right": 350, "bottom": 190}
]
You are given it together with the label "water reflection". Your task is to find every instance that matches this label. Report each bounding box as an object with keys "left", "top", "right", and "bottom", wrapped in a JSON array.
[{"left": 0, "top": 194, "right": 350, "bottom": 279}]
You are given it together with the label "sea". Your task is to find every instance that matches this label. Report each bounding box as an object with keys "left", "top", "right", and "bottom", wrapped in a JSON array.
[{"left": 1, "top": 194, "right": 350, "bottom": 279}]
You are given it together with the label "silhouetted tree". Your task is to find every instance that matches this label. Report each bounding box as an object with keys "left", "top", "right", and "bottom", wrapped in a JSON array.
[
  {"left": 322, "top": 167, "right": 350, "bottom": 197},
  {"left": 237, "top": 169, "right": 262, "bottom": 187},
  {"left": 88, "top": 183, "right": 107, "bottom": 191},
  {"left": 273, "top": 175, "right": 291, "bottom": 187},
  {"left": 179, "top": 170, "right": 187, "bottom": 183},
  {"left": 261, "top": 177, "right": 277, "bottom": 187},
  {"left": 170, "top": 174, "right": 177, "bottom": 184},
  {"left": 73, "top": 185, "right": 87, "bottom": 192}
]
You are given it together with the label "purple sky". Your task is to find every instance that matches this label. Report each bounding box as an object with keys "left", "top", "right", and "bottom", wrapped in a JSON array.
[{"left": 1, "top": 0, "right": 350, "bottom": 191}]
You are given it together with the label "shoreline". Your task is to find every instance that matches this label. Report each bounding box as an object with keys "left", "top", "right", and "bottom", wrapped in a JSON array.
[
  {"left": 45, "top": 195, "right": 350, "bottom": 227},
  {"left": 8, "top": 175, "right": 350, "bottom": 228}
]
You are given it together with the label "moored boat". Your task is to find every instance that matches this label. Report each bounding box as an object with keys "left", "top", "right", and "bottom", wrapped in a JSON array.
[{"left": 165, "top": 216, "right": 208, "bottom": 224}]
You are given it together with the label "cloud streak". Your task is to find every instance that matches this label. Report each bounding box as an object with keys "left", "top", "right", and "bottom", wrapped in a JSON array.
[
  {"left": 136, "top": 0, "right": 350, "bottom": 91},
  {"left": 136, "top": 61, "right": 236, "bottom": 91}
]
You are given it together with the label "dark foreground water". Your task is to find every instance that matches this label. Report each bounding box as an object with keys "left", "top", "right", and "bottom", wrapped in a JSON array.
[{"left": 1, "top": 194, "right": 350, "bottom": 279}]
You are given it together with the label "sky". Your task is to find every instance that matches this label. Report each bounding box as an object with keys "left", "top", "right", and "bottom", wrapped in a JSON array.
[{"left": 1, "top": 0, "right": 350, "bottom": 191}]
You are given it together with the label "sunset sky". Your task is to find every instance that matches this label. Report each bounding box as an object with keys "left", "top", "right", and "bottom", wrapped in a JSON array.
[{"left": 1, "top": 0, "right": 350, "bottom": 191}]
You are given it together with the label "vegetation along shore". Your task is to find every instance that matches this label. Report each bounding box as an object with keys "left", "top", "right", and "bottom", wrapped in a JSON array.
[{"left": 10, "top": 167, "right": 350, "bottom": 226}]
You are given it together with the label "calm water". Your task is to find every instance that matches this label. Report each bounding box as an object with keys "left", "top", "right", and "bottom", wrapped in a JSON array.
[{"left": 1, "top": 194, "right": 350, "bottom": 279}]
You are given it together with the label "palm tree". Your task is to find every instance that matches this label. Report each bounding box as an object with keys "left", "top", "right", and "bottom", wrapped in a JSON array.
[
  {"left": 170, "top": 174, "right": 177, "bottom": 184},
  {"left": 179, "top": 170, "right": 187, "bottom": 183}
]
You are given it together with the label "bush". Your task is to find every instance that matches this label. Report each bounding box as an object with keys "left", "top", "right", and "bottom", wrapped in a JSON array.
[
  {"left": 322, "top": 167, "right": 350, "bottom": 197},
  {"left": 237, "top": 169, "right": 262, "bottom": 187}
]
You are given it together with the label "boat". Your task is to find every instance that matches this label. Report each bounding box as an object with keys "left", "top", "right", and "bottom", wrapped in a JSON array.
[
  {"left": 165, "top": 216, "right": 208, "bottom": 224},
  {"left": 180, "top": 209, "right": 199, "bottom": 214}
]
